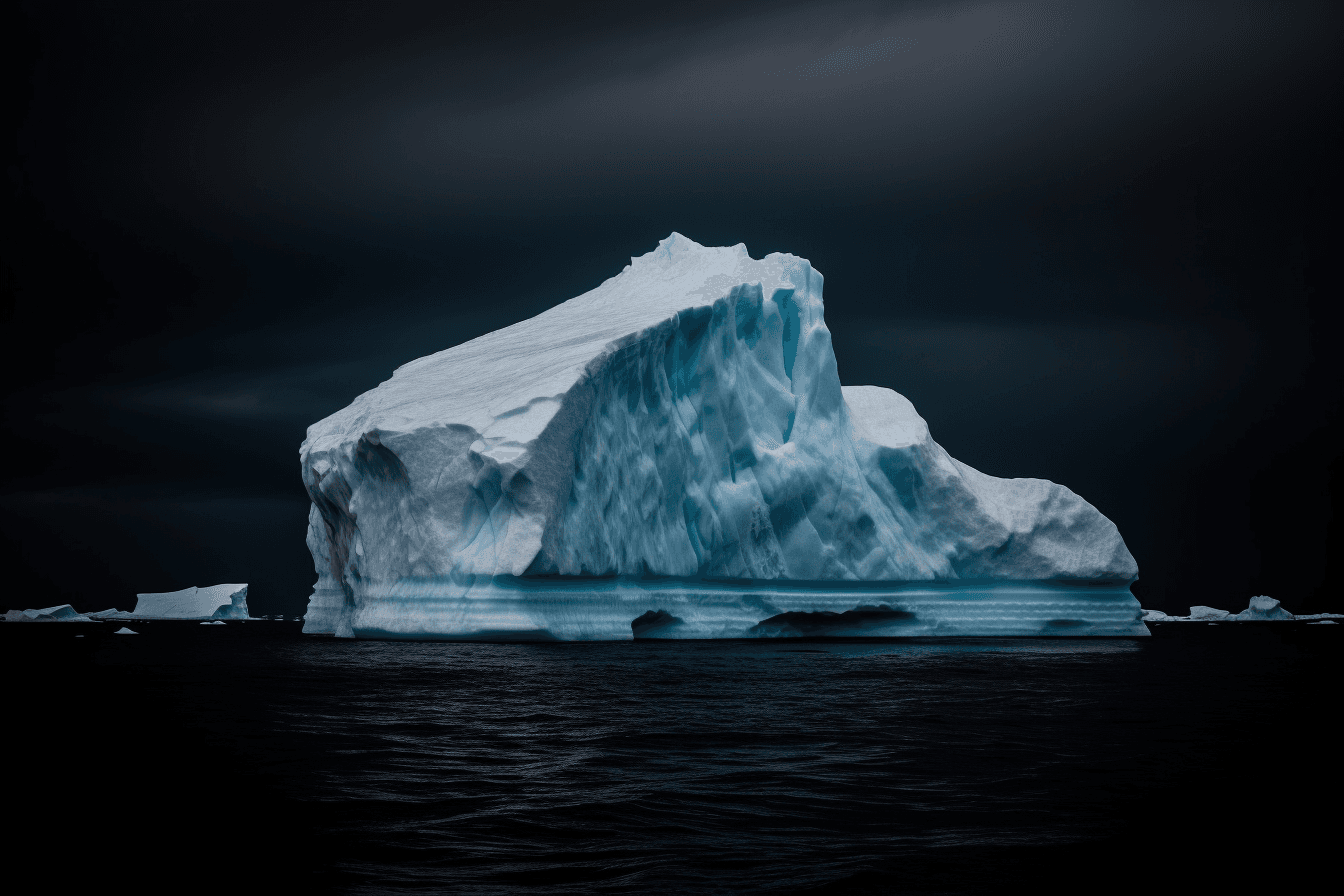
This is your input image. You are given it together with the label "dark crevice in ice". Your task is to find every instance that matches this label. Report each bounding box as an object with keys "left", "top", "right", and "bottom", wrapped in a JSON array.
[
  {"left": 750, "top": 605, "right": 915, "bottom": 637},
  {"left": 631, "top": 609, "right": 684, "bottom": 638}
]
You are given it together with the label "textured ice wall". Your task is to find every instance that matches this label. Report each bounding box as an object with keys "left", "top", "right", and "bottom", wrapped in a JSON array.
[
  {"left": 133, "top": 584, "right": 249, "bottom": 619},
  {"left": 301, "top": 234, "right": 1139, "bottom": 638}
]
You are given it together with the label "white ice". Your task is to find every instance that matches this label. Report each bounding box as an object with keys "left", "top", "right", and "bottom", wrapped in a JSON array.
[
  {"left": 1143, "top": 595, "right": 1344, "bottom": 623},
  {"left": 4, "top": 604, "right": 93, "bottom": 622},
  {"left": 132, "top": 584, "right": 249, "bottom": 619},
  {"left": 300, "top": 234, "right": 1141, "bottom": 639},
  {"left": 1233, "top": 595, "right": 1293, "bottom": 621}
]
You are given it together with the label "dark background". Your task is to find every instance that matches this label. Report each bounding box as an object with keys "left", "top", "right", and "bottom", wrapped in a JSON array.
[{"left": 4, "top": 0, "right": 1341, "bottom": 617}]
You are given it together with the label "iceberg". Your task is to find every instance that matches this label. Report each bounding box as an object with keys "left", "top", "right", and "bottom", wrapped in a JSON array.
[
  {"left": 131, "top": 584, "right": 249, "bottom": 620},
  {"left": 300, "top": 234, "right": 1141, "bottom": 639},
  {"left": 1233, "top": 595, "right": 1293, "bottom": 621},
  {"left": 3, "top": 604, "right": 93, "bottom": 622}
]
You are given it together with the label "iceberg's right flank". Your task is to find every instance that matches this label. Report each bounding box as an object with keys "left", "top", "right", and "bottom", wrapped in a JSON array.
[{"left": 299, "top": 234, "right": 1143, "bottom": 639}]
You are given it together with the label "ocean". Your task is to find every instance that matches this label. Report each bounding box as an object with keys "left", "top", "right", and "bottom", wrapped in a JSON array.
[{"left": 7, "top": 624, "right": 1338, "bottom": 893}]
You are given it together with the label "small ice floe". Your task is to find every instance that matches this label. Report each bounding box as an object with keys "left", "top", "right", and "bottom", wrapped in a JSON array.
[
  {"left": 114, "top": 627, "right": 138, "bottom": 635},
  {"left": 87, "top": 608, "right": 134, "bottom": 620},
  {"left": 1308, "top": 620, "right": 1338, "bottom": 625},
  {"left": 1233, "top": 595, "right": 1294, "bottom": 620},
  {"left": 200, "top": 620, "right": 226, "bottom": 625},
  {"left": 1143, "top": 595, "right": 1343, "bottom": 623}
]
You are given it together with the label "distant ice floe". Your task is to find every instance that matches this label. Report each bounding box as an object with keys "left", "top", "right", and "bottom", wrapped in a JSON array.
[
  {"left": 132, "top": 584, "right": 249, "bottom": 619},
  {"left": 3, "top": 604, "right": 94, "bottom": 622},
  {"left": 5, "top": 585, "right": 249, "bottom": 624},
  {"left": 1142, "top": 595, "right": 1344, "bottom": 623}
]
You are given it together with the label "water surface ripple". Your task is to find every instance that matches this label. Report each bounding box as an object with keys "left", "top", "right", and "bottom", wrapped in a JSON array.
[{"left": 11, "top": 628, "right": 1338, "bottom": 893}]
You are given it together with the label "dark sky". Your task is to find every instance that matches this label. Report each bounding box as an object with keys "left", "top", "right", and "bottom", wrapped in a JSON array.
[{"left": 5, "top": 0, "right": 1341, "bottom": 616}]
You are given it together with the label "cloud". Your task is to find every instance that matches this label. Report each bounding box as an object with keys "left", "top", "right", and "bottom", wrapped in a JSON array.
[{"left": 53, "top": 0, "right": 1325, "bottom": 235}]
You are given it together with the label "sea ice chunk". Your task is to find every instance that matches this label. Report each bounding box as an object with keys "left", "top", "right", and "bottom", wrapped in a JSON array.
[
  {"left": 299, "top": 234, "right": 1141, "bottom": 639},
  {"left": 1232, "top": 595, "right": 1294, "bottom": 620},
  {"left": 3, "top": 605, "right": 93, "bottom": 622},
  {"left": 1188, "top": 606, "right": 1231, "bottom": 620},
  {"left": 132, "top": 585, "right": 249, "bottom": 619}
]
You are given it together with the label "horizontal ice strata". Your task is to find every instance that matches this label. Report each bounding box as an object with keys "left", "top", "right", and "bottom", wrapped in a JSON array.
[{"left": 328, "top": 578, "right": 1144, "bottom": 640}]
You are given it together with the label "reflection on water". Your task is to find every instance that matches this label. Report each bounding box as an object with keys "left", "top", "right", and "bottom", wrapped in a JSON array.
[{"left": 9, "top": 627, "right": 1338, "bottom": 893}]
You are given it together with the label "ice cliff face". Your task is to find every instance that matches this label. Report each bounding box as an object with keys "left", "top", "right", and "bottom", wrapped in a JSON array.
[
  {"left": 132, "top": 584, "right": 250, "bottom": 619},
  {"left": 301, "top": 234, "right": 1138, "bottom": 638}
]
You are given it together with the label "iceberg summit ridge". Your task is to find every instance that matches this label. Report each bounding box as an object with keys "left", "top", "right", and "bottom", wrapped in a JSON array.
[{"left": 301, "top": 234, "right": 1140, "bottom": 639}]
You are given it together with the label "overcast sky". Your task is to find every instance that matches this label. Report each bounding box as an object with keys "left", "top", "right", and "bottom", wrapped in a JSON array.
[{"left": 5, "top": 0, "right": 1341, "bottom": 615}]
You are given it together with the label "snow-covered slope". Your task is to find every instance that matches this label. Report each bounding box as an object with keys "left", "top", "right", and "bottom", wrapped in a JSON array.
[{"left": 300, "top": 234, "right": 1139, "bottom": 638}]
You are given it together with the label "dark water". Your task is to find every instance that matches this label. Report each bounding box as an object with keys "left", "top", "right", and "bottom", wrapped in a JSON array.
[{"left": 8, "top": 625, "right": 1339, "bottom": 893}]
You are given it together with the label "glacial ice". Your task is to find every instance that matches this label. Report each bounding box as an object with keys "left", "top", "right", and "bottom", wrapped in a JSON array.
[
  {"left": 132, "top": 584, "right": 249, "bottom": 619},
  {"left": 3, "top": 604, "right": 93, "bottom": 622},
  {"left": 300, "top": 234, "right": 1142, "bottom": 639},
  {"left": 1233, "top": 595, "right": 1293, "bottom": 621},
  {"left": 1142, "top": 596, "right": 1344, "bottom": 622}
]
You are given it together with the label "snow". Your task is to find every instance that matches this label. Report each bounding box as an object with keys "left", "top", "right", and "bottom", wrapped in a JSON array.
[
  {"left": 132, "top": 584, "right": 249, "bottom": 619},
  {"left": 300, "top": 234, "right": 1140, "bottom": 639}
]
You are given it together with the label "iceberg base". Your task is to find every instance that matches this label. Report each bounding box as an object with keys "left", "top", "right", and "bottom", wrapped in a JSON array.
[{"left": 303, "top": 578, "right": 1146, "bottom": 640}]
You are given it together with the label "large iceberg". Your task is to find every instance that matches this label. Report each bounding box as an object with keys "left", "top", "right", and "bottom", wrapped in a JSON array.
[{"left": 300, "top": 234, "right": 1141, "bottom": 639}]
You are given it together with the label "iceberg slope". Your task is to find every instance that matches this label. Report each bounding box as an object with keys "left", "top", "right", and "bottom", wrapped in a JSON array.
[{"left": 301, "top": 234, "right": 1139, "bottom": 638}]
